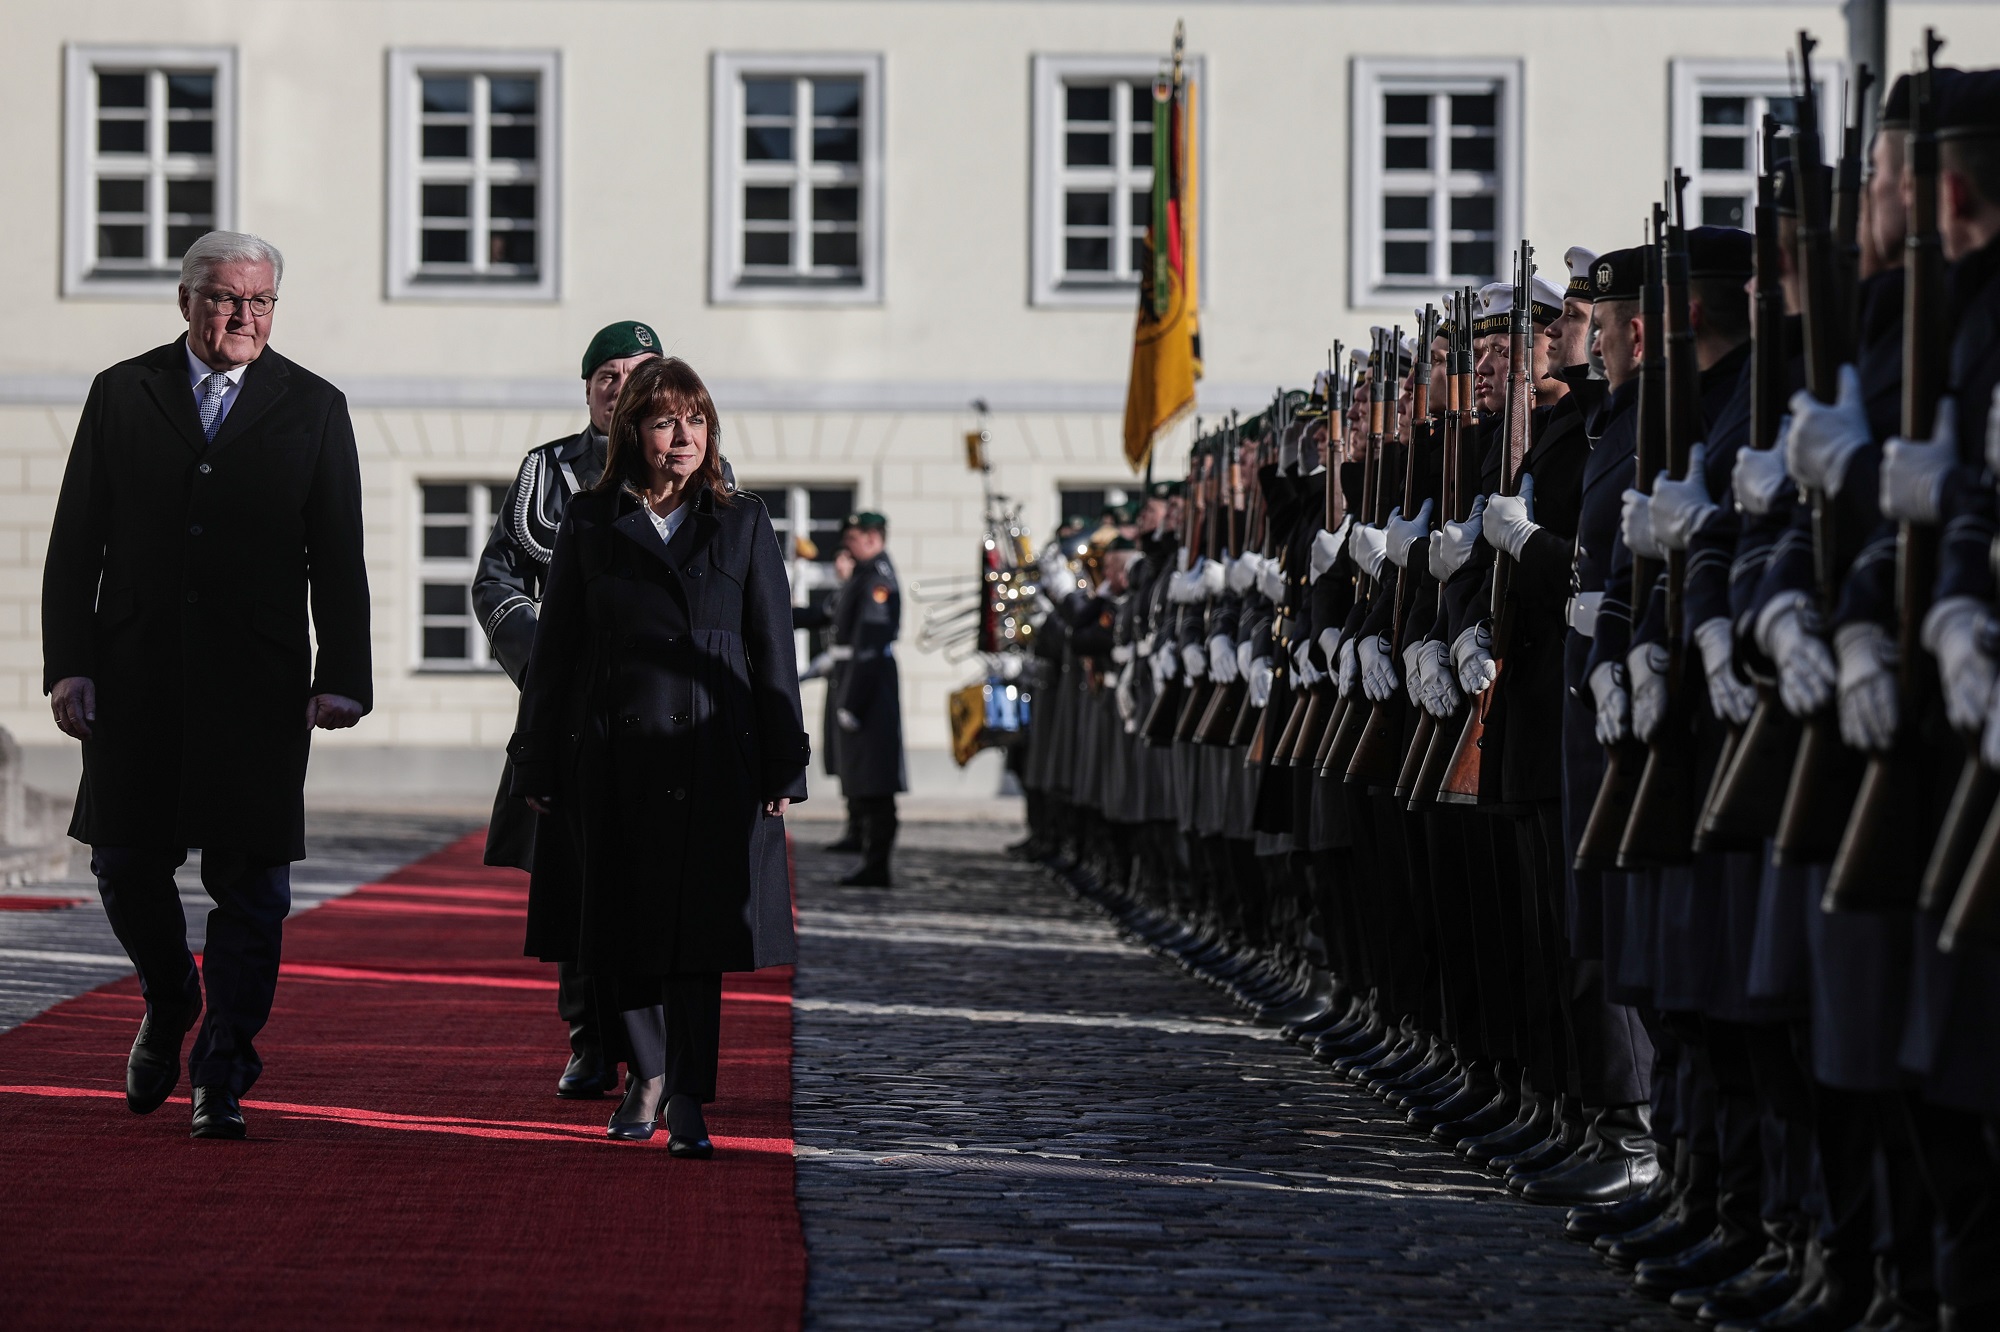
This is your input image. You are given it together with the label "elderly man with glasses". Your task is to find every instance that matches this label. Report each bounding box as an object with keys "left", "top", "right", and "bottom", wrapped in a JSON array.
[{"left": 41, "top": 230, "right": 372, "bottom": 1140}]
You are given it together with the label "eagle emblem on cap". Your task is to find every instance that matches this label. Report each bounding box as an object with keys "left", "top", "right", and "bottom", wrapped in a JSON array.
[
  {"left": 635, "top": 324, "right": 656, "bottom": 348},
  {"left": 1594, "top": 262, "right": 1613, "bottom": 293}
]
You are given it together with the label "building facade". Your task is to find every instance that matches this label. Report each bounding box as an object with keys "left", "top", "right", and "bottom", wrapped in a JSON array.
[{"left": 1, "top": 0, "right": 1990, "bottom": 788}]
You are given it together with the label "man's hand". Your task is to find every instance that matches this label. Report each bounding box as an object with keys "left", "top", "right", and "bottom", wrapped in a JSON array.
[
  {"left": 1649, "top": 444, "right": 1720, "bottom": 550},
  {"left": 1732, "top": 442, "right": 1791, "bottom": 516},
  {"left": 51, "top": 676, "right": 95, "bottom": 740},
  {"left": 1785, "top": 365, "right": 1872, "bottom": 496},
  {"left": 306, "top": 693, "right": 365, "bottom": 731},
  {"left": 526, "top": 796, "right": 554, "bottom": 815},
  {"left": 837, "top": 708, "right": 862, "bottom": 733},
  {"left": 764, "top": 798, "right": 791, "bottom": 818}
]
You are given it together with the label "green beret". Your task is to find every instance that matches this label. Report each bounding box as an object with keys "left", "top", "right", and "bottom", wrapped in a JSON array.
[
  {"left": 580, "top": 320, "right": 664, "bottom": 378},
  {"left": 1148, "top": 480, "right": 1185, "bottom": 499},
  {"left": 848, "top": 511, "right": 889, "bottom": 532}
]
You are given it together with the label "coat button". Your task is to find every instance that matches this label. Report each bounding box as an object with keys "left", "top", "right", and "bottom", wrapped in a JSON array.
[
  {"left": 189, "top": 525, "right": 202, "bottom": 536},
  {"left": 671, "top": 712, "right": 690, "bottom": 725},
  {"left": 686, "top": 565, "right": 703, "bottom": 577},
  {"left": 672, "top": 788, "right": 687, "bottom": 801},
  {"left": 198, "top": 463, "right": 212, "bottom": 475},
  {"left": 186, "top": 590, "right": 199, "bottom": 603}
]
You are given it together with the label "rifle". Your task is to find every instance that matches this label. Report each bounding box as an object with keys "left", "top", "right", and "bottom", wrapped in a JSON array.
[
  {"left": 1231, "top": 401, "right": 1283, "bottom": 748},
  {"left": 1697, "top": 116, "right": 1802, "bottom": 849},
  {"left": 1619, "top": 177, "right": 1703, "bottom": 867},
  {"left": 1440, "top": 242, "right": 1535, "bottom": 805},
  {"left": 1397, "top": 302, "right": 1454, "bottom": 798},
  {"left": 1409, "top": 288, "right": 1480, "bottom": 808},
  {"left": 1267, "top": 357, "right": 1340, "bottom": 764},
  {"left": 1319, "top": 327, "right": 1401, "bottom": 777},
  {"left": 1139, "top": 443, "right": 1199, "bottom": 745},
  {"left": 1772, "top": 31, "right": 1867, "bottom": 864},
  {"left": 1197, "top": 413, "right": 1252, "bottom": 743},
  {"left": 1289, "top": 339, "right": 1373, "bottom": 768},
  {"left": 1576, "top": 213, "right": 1667, "bottom": 860},
  {"left": 1831, "top": 37, "right": 1950, "bottom": 909},
  {"left": 1173, "top": 435, "right": 1223, "bottom": 740},
  {"left": 1347, "top": 309, "right": 1436, "bottom": 785}
]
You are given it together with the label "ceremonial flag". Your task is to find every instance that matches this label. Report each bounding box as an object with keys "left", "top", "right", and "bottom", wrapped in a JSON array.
[{"left": 1121, "top": 26, "right": 1202, "bottom": 473}]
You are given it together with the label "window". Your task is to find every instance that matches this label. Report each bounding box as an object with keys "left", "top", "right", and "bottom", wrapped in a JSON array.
[
  {"left": 63, "top": 45, "right": 236, "bottom": 296},
  {"left": 417, "top": 481, "right": 510, "bottom": 670},
  {"left": 1350, "top": 59, "right": 1520, "bottom": 307},
  {"left": 1031, "top": 55, "right": 1203, "bottom": 308},
  {"left": 387, "top": 50, "right": 561, "bottom": 300},
  {"left": 1671, "top": 60, "right": 1843, "bottom": 231},
  {"left": 1057, "top": 485, "right": 1132, "bottom": 533},
  {"left": 758, "top": 483, "right": 856, "bottom": 665},
  {"left": 710, "top": 53, "right": 883, "bottom": 305}
]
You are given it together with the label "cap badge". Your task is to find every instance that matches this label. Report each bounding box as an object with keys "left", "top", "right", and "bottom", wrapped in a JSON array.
[
  {"left": 635, "top": 324, "right": 656, "bottom": 348},
  {"left": 1594, "top": 262, "right": 1613, "bottom": 293}
]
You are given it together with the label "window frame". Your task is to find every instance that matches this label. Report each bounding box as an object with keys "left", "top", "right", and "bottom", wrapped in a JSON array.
[
  {"left": 1349, "top": 57, "right": 1521, "bottom": 309},
  {"left": 386, "top": 48, "right": 563, "bottom": 303},
  {"left": 62, "top": 44, "right": 238, "bottom": 299},
  {"left": 709, "top": 52, "right": 885, "bottom": 307},
  {"left": 413, "top": 477, "right": 512, "bottom": 674},
  {"left": 1030, "top": 54, "right": 1206, "bottom": 310},
  {"left": 1669, "top": 58, "right": 1845, "bottom": 234}
]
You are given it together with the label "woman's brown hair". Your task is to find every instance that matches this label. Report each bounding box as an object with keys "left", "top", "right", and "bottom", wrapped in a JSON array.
[{"left": 595, "top": 356, "right": 731, "bottom": 504}]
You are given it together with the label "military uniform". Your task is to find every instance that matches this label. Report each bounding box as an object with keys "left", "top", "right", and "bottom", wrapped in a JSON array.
[{"left": 828, "top": 521, "right": 906, "bottom": 885}]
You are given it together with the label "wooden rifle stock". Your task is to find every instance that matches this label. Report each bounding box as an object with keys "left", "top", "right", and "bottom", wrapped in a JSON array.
[
  {"left": 1395, "top": 709, "right": 1436, "bottom": 799},
  {"left": 1346, "top": 321, "right": 1416, "bottom": 787},
  {"left": 1941, "top": 786, "right": 2000, "bottom": 952},
  {"left": 1921, "top": 757, "right": 1998, "bottom": 912},
  {"left": 1412, "top": 292, "right": 1475, "bottom": 813}
]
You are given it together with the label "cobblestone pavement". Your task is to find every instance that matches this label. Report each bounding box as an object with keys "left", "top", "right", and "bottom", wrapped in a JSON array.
[
  {"left": 0, "top": 812, "right": 480, "bottom": 1033},
  {"left": 792, "top": 824, "right": 1679, "bottom": 1331}
]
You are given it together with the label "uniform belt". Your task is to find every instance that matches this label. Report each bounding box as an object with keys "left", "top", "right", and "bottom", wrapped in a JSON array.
[
  {"left": 1566, "top": 591, "right": 1603, "bottom": 639},
  {"left": 828, "top": 646, "right": 854, "bottom": 662}
]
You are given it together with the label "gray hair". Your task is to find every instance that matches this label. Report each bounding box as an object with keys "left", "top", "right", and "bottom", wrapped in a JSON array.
[{"left": 179, "top": 231, "right": 284, "bottom": 292}]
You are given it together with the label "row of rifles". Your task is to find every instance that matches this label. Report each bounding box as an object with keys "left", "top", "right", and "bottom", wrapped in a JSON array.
[{"left": 1130, "top": 31, "right": 1995, "bottom": 955}]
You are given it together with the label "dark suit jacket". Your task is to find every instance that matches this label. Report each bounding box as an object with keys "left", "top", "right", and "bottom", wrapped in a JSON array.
[{"left": 42, "top": 337, "right": 372, "bottom": 863}]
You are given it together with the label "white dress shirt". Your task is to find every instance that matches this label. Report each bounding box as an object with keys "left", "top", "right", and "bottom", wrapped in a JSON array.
[
  {"left": 643, "top": 497, "right": 692, "bottom": 547},
  {"left": 185, "top": 342, "right": 250, "bottom": 431}
]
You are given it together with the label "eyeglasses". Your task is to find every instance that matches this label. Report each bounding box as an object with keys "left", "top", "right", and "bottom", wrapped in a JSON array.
[{"left": 203, "top": 292, "right": 278, "bottom": 317}]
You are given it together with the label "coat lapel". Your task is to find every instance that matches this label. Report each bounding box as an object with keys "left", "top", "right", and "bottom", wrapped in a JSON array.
[
  {"left": 203, "top": 350, "right": 290, "bottom": 458},
  {"left": 140, "top": 338, "right": 210, "bottom": 456}
]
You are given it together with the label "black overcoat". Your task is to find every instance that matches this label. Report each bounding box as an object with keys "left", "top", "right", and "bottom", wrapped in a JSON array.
[
  {"left": 509, "top": 484, "right": 809, "bottom": 975},
  {"left": 42, "top": 337, "right": 373, "bottom": 863},
  {"left": 833, "top": 553, "right": 907, "bottom": 798}
]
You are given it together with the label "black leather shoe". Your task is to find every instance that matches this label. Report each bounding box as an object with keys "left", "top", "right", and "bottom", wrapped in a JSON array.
[
  {"left": 1523, "top": 1146, "right": 1660, "bottom": 1207},
  {"left": 1602, "top": 1205, "right": 1719, "bottom": 1270},
  {"left": 127, "top": 997, "right": 201, "bottom": 1115},
  {"left": 556, "top": 1025, "right": 612, "bottom": 1098},
  {"left": 607, "top": 1073, "right": 666, "bottom": 1142},
  {"left": 1681, "top": 1242, "right": 1799, "bottom": 1323},
  {"left": 837, "top": 866, "right": 891, "bottom": 887},
  {"left": 1633, "top": 1225, "right": 1765, "bottom": 1299},
  {"left": 1566, "top": 1167, "right": 1674, "bottom": 1240},
  {"left": 665, "top": 1094, "right": 714, "bottom": 1159},
  {"left": 1463, "top": 1098, "right": 1551, "bottom": 1166},
  {"left": 1433, "top": 1085, "right": 1518, "bottom": 1145},
  {"left": 1411, "top": 1073, "right": 1498, "bottom": 1129},
  {"left": 1718, "top": 1263, "right": 1873, "bottom": 1330},
  {"left": 190, "top": 1085, "right": 246, "bottom": 1140}
]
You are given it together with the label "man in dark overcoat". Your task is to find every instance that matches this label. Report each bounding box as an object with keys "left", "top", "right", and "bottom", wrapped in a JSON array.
[
  {"left": 474, "top": 320, "right": 661, "bottom": 1098},
  {"left": 41, "top": 231, "right": 371, "bottom": 1140},
  {"left": 831, "top": 512, "right": 906, "bottom": 886}
]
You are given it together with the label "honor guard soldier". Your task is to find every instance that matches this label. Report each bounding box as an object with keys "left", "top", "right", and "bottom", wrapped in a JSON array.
[
  {"left": 475, "top": 319, "right": 662, "bottom": 1098},
  {"left": 830, "top": 512, "right": 907, "bottom": 886}
]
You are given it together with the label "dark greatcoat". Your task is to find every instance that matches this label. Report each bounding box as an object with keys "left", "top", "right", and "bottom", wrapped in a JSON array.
[
  {"left": 42, "top": 337, "right": 373, "bottom": 863},
  {"left": 833, "top": 552, "right": 907, "bottom": 798},
  {"left": 509, "top": 484, "right": 809, "bottom": 976}
]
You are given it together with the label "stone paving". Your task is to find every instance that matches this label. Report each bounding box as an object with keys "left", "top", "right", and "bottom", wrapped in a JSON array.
[{"left": 791, "top": 824, "right": 1679, "bottom": 1331}]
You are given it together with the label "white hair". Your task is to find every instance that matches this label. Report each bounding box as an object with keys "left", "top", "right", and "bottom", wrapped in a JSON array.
[{"left": 179, "top": 231, "right": 284, "bottom": 292}]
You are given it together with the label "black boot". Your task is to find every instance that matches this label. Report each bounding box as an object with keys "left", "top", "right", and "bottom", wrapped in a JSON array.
[{"left": 557, "top": 1022, "right": 613, "bottom": 1099}]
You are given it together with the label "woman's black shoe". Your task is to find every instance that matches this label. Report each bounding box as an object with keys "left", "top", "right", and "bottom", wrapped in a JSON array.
[
  {"left": 666, "top": 1094, "right": 714, "bottom": 1159},
  {"left": 607, "top": 1073, "right": 666, "bottom": 1141}
]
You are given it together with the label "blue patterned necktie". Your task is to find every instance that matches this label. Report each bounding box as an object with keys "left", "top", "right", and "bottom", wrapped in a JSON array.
[{"left": 197, "top": 371, "right": 229, "bottom": 440}]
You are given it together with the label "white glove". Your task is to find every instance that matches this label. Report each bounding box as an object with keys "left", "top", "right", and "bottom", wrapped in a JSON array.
[
  {"left": 1360, "top": 634, "right": 1396, "bottom": 701},
  {"left": 1833, "top": 621, "right": 1898, "bottom": 751},
  {"left": 1317, "top": 625, "right": 1342, "bottom": 667},
  {"left": 1296, "top": 656, "right": 1325, "bottom": 689},
  {"left": 1923, "top": 595, "right": 1999, "bottom": 734},
  {"left": 1756, "top": 591, "right": 1837, "bottom": 717},
  {"left": 1167, "top": 565, "right": 1201, "bottom": 603},
  {"left": 837, "top": 708, "right": 862, "bottom": 732},
  {"left": 1482, "top": 475, "right": 1539, "bottom": 560},
  {"left": 1247, "top": 656, "right": 1274, "bottom": 708},
  {"left": 1569, "top": 591, "right": 1604, "bottom": 638},
  {"left": 1402, "top": 638, "right": 1426, "bottom": 705},
  {"left": 802, "top": 650, "right": 834, "bottom": 681},
  {"left": 1590, "top": 660, "right": 1629, "bottom": 745},
  {"left": 1350, "top": 523, "right": 1389, "bottom": 580},
  {"left": 1693, "top": 616, "right": 1755, "bottom": 725},
  {"left": 1208, "top": 635, "right": 1240, "bottom": 684},
  {"left": 1452, "top": 621, "right": 1498, "bottom": 695},
  {"left": 1627, "top": 642, "right": 1670, "bottom": 743},
  {"left": 1310, "top": 518, "right": 1353, "bottom": 581},
  {"left": 1418, "top": 639, "right": 1463, "bottom": 718},
  {"left": 1200, "top": 557, "right": 1226, "bottom": 597},
  {"left": 1257, "top": 561, "right": 1287, "bottom": 603},
  {"left": 1649, "top": 443, "right": 1720, "bottom": 550},
  {"left": 1430, "top": 495, "right": 1489, "bottom": 581},
  {"left": 1879, "top": 396, "right": 1957, "bottom": 524},
  {"left": 1227, "top": 553, "right": 1259, "bottom": 594},
  {"left": 1152, "top": 644, "right": 1178, "bottom": 687},
  {"left": 1733, "top": 442, "right": 1793, "bottom": 516},
  {"left": 1385, "top": 499, "right": 1434, "bottom": 570},
  {"left": 1620, "top": 489, "right": 1667, "bottom": 560},
  {"left": 1236, "top": 639, "right": 1257, "bottom": 680},
  {"left": 1784, "top": 364, "right": 1872, "bottom": 497},
  {"left": 1181, "top": 642, "right": 1208, "bottom": 680},
  {"left": 1110, "top": 643, "right": 1133, "bottom": 664},
  {"left": 1336, "top": 637, "right": 1359, "bottom": 698},
  {"left": 1291, "top": 637, "right": 1312, "bottom": 681}
]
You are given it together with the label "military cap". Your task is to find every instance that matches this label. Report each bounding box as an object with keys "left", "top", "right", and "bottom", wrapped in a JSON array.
[
  {"left": 1686, "top": 225, "right": 1754, "bottom": 280},
  {"left": 1937, "top": 67, "right": 2000, "bottom": 141},
  {"left": 848, "top": 510, "right": 889, "bottom": 532},
  {"left": 1148, "top": 479, "right": 1185, "bottom": 499},
  {"left": 1106, "top": 535, "right": 1137, "bottom": 552},
  {"left": 1564, "top": 246, "right": 1599, "bottom": 302},
  {"left": 1879, "top": 73, "right": 1916, "bottom": 132},
  {"left": 580, "top": 320, "right": 664, "bottom": 378},
  {"left": 1472, "top": 274, "right": 1564, "bottom": 335},
  {"left": 1590, "top": 247, "right": 1645, "bottom": 303}
]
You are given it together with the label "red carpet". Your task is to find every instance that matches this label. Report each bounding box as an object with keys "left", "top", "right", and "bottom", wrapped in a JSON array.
[{"left": 0, "top": 834, "right": 806, "bottom": 1331}]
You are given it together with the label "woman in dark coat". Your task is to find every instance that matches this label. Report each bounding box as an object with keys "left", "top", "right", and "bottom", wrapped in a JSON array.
[{"left": 509, "top": 357, "right": 809, "bottom": 1155}]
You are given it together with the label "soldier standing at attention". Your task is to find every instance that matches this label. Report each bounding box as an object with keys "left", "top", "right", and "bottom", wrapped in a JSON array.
[
  {"left": 831, "top": 512, "right": 906, "bottom": 886},
  {"left": 474, "top": 320, "right": 662, "bottom": 1098}
]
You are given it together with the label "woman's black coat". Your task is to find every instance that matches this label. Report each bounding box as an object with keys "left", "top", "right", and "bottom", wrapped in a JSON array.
[{"left": 508, "top": 483, "right": 809, "bottom": 976}]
